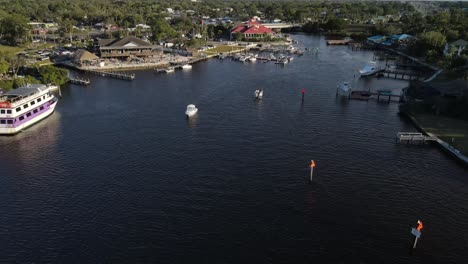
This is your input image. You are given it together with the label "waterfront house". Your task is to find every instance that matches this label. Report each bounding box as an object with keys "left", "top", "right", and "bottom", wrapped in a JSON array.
[
  {"left": 96, "top": 36, "right": 162, "bottom": 58},
  {"left": 231, "top": 19, "right": 274, "bottom": 40}
]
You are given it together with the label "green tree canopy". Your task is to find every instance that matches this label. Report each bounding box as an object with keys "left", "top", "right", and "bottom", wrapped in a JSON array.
[
  {"left": 38, "top": 65, "right": 68, "bottom": 85},
  {"left": 0, "top": 14, "right": 31, "bottom": 46},
  {"left": 150, "top": 17, "right": 177, "bottom": 42}
]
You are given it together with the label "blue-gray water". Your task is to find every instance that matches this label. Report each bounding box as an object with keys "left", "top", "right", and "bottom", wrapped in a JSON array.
[{"left": 1, "top": 35, "right": 467, "bottom": 263}]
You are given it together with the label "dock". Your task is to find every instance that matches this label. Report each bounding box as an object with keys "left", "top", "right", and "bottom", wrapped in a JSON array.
[
  {"left": 396, "top": 132, "right": 436, "bottom": 144},
  {"left": 85, "top": 70, "right": 135, "bottom": 80},
  {"left": 327, "top": 39, "right": 352, "bottom": 45},
  {"left": 349, "top": 90, "right": 401, "bottom": 102},
  {"left": 69, "top": 77, "right": 90, "bottom": 86},
  {"left": 378, "top": 69, "right": 425, "bottom": 81}
]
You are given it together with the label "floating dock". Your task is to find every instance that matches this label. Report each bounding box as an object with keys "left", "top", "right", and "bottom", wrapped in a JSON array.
[
  {"left": 396, "top": 132, "right": 436, "bottom": 144},
  {"left": 69, "top": 77, "right": 90, "bottom": 86},
  {"left": 327, "top": 39, "right": 352, "bottom": 45}
]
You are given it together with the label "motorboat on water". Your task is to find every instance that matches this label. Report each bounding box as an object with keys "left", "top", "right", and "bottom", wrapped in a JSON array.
[
  {"left": 255, "top": 89, "right": 263, "bottom": 99},
  {"left": 276, "top": 57, "right": 289, "bottom": 65},
  {"left": 239, "top": 55, "right": 250, "bottom": 62},
  {"left": 165, "top": 67, "right": 175, "bottom": 73},
  {"left": 359, "top": 61, "right": 379, "bottom": 76},
  {"left": 337, "top": 82, "right": 351, "bottom": 97},
  {"left": 181, "top": 64, "right": 192, "bottom": 70},
  {"left": 185, "top": 104, "right": 198, "bottom": 117},
  {"left": 248, "top": 55, "right": 257, "bottom": 62}
]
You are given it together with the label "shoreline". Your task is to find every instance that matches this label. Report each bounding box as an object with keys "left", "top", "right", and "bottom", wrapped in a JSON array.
[{"left": 402, "top": 112, "right": 468, "bottom": 167}]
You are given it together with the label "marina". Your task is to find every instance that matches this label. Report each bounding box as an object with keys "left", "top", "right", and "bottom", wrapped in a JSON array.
[{"left": 1, "top": 34, "right": 467, "bottom": 263}]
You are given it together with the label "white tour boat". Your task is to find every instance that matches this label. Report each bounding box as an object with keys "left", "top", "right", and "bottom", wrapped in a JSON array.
[
  {"left": 0, "top": 84, "right": 58, "bottom": 135},
  {"left": 185, "top": 104, "right": 198, "bottom": 117},
  {"left": 181, "top": 64, "right": 192, "bottom": 70},
  {"left": 337, "top": 82, "right": 351, "bottom": 97},
  {"left": 255, "top": 89, "right": 263, "bottom": 99},
  {"left": 359, "top": 61, "right": 379, "bottom": 76}
]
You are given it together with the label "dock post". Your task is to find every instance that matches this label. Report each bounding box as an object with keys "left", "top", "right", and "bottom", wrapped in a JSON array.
[
  {"left": 309, "top": 160, "right": 316, "bottom": 182},
  {"left": 411, "top": 220, "right": 423, "bottom": 249}
]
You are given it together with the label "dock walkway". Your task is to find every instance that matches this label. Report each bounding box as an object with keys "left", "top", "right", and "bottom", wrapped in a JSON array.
[
  {"left": 396, "top": 132, "right": 436, "bottom": 144},
  {"left": 69, "top": 77, "right": 90, "bottom": 86},
  {"left": 85, "top": 70, "right": 135, "bottom": 80}
]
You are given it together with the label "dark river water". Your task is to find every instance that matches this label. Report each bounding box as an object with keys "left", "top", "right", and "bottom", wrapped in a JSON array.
[{"left": 1, "top": 35, "right": 467, "bottom": 263}]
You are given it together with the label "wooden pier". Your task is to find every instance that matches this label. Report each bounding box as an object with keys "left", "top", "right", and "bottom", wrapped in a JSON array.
[
  {"left": 85, "top": 70, "right": 135, "bottom": 80},
  {"left": 327, "top": 39, "right": 352, "bottom": 45},
  {"left": 349, "top": 90, "right": 401, "bottom": 102},
  {"left": 396, "top": 132, "right": 436, "bottom": 144},
  {"left": 378, "top": 69, "right": 425, "bottom": 81},
  {"left": 69, "top": 77, "right": 90, "bottom": 86}
]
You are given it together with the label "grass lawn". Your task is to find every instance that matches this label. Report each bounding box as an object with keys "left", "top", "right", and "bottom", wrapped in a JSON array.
[
  {"left": 0, "top": 45, "right": 24, "bottom": 55},
  {"left": 205, "top": 45, "right": 245, "bottom": 55},
  {"left": 412, "top": 113, "right": 468, "bottom": 156}
]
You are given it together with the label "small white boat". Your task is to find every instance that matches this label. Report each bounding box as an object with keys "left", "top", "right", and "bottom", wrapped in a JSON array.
[
  {"left": 337, "top": 82, "right": 351, "bottom": 97},
  {"left": 185, "top": 104, "right": 198, "bottom": 117},
  {"left": 359, "top": 61, "right": 379, "bottom": 76},
  {"left": 255, "top": 89, "right": 263, "bottom": 99},
  {"left": 239, "top": 55, "right": 249, "bottom": 62},
  {"left": 181, "top": 64, "right": 192, "bottom": 70},
  {"left": 248, "top": 56, "right": 257, "bottom": 62},
  {"left": 287, "top": 56, "right": 294, "bottom": 62},
  {"left": 165, "top": 67, "right": 175, "bottom": 73}
]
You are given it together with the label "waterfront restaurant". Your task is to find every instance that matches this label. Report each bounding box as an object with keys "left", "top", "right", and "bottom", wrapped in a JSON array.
[
  {"left": 231, "top": 19, "right": 274, "bottom": 39},
  {"left": 97, "top": 36, "right": 162, "bottom": 58}
]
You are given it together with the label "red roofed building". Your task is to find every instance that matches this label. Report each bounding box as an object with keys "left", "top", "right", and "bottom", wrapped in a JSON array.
[{"left": 231, "top": 19, "right": 274, "bottom": 39}]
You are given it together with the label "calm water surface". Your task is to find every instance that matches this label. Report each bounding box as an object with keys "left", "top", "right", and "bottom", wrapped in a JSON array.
[{"left": 1, "top": 35, "right": 467, "bottom": 263}]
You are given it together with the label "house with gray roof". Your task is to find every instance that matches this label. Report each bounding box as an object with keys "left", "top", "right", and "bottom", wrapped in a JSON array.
[{"left": 97, "top": 36, "right": 162, "bottom": 58}]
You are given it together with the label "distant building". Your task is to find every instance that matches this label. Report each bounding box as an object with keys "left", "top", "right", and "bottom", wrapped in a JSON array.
[
  {"left": 72, "top": 49, "right": 99, "bottom": 66},
  {"left": 231, "top": 19, "right": 274, "bottom": 39},
  {"left": 96, "top": 36, "right": 162, "bottom": 58}
]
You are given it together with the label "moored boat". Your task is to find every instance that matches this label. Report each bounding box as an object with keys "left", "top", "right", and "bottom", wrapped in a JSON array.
[
  {"left": 185, "top": 104, "right": 198, "bottom": 117},
  {"left": 359, "top": 61, "right": 379, "bottom": 76},
  {"left": 181, "top": 64, "right": 192, "bottom": 70},
  {"left": 337, "top": 82, "right": 351, "bottom": 97},
  {"left": 165, "top": 67, "right": 175, "bottom": 73},
  {"left": 0, "top": 84, "right": 58, "bottom": 135},
  {"left": 255, "top": 89, "right": 263, "bottom": 99}
]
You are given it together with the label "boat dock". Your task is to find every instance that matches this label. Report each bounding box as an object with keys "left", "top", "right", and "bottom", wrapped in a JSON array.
[
  {"left": 378, "top": 69, "right": 426, "bottom": 81},
  {"left": 327, "top": 39, "right": 352, "bottom": 45},
  {"left": 396, "top": 132, "right": 437, "bottom": 144},
  {"left": 349, "top": 90, "right": 401, "bottom": 102},
  {"left": 85, "top": 70, "right": 135, "bottom": 80},
  {"left": 69, "top": 77, "right": 90, "bottom": 86}
]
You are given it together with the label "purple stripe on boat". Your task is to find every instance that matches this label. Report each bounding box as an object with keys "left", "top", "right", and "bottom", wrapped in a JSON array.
[{"left": 0, "top": 99, "right": 56, "bottom": 128}]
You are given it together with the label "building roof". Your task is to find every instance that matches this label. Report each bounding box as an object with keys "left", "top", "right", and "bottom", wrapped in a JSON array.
[
  {"left": 231, "top": 24, "right": 273, "bottom": 34},
  {"left": 368, "top": 35, "right": 385, "bottom": 41},
  {"left": 99, "top": 36, "right": 152, "bottom": 47},
  {"left": 73, "top": 49, "right": 99, "bottom": 62},
  {"left": 391, "top": 34, "right": 412, "bottom": 41},
  {"left": 424, "top": 79, "right": 468, "bottom": 97},
  {"left": 452, "top": 39, "right": 468, "bottom": 47}
]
